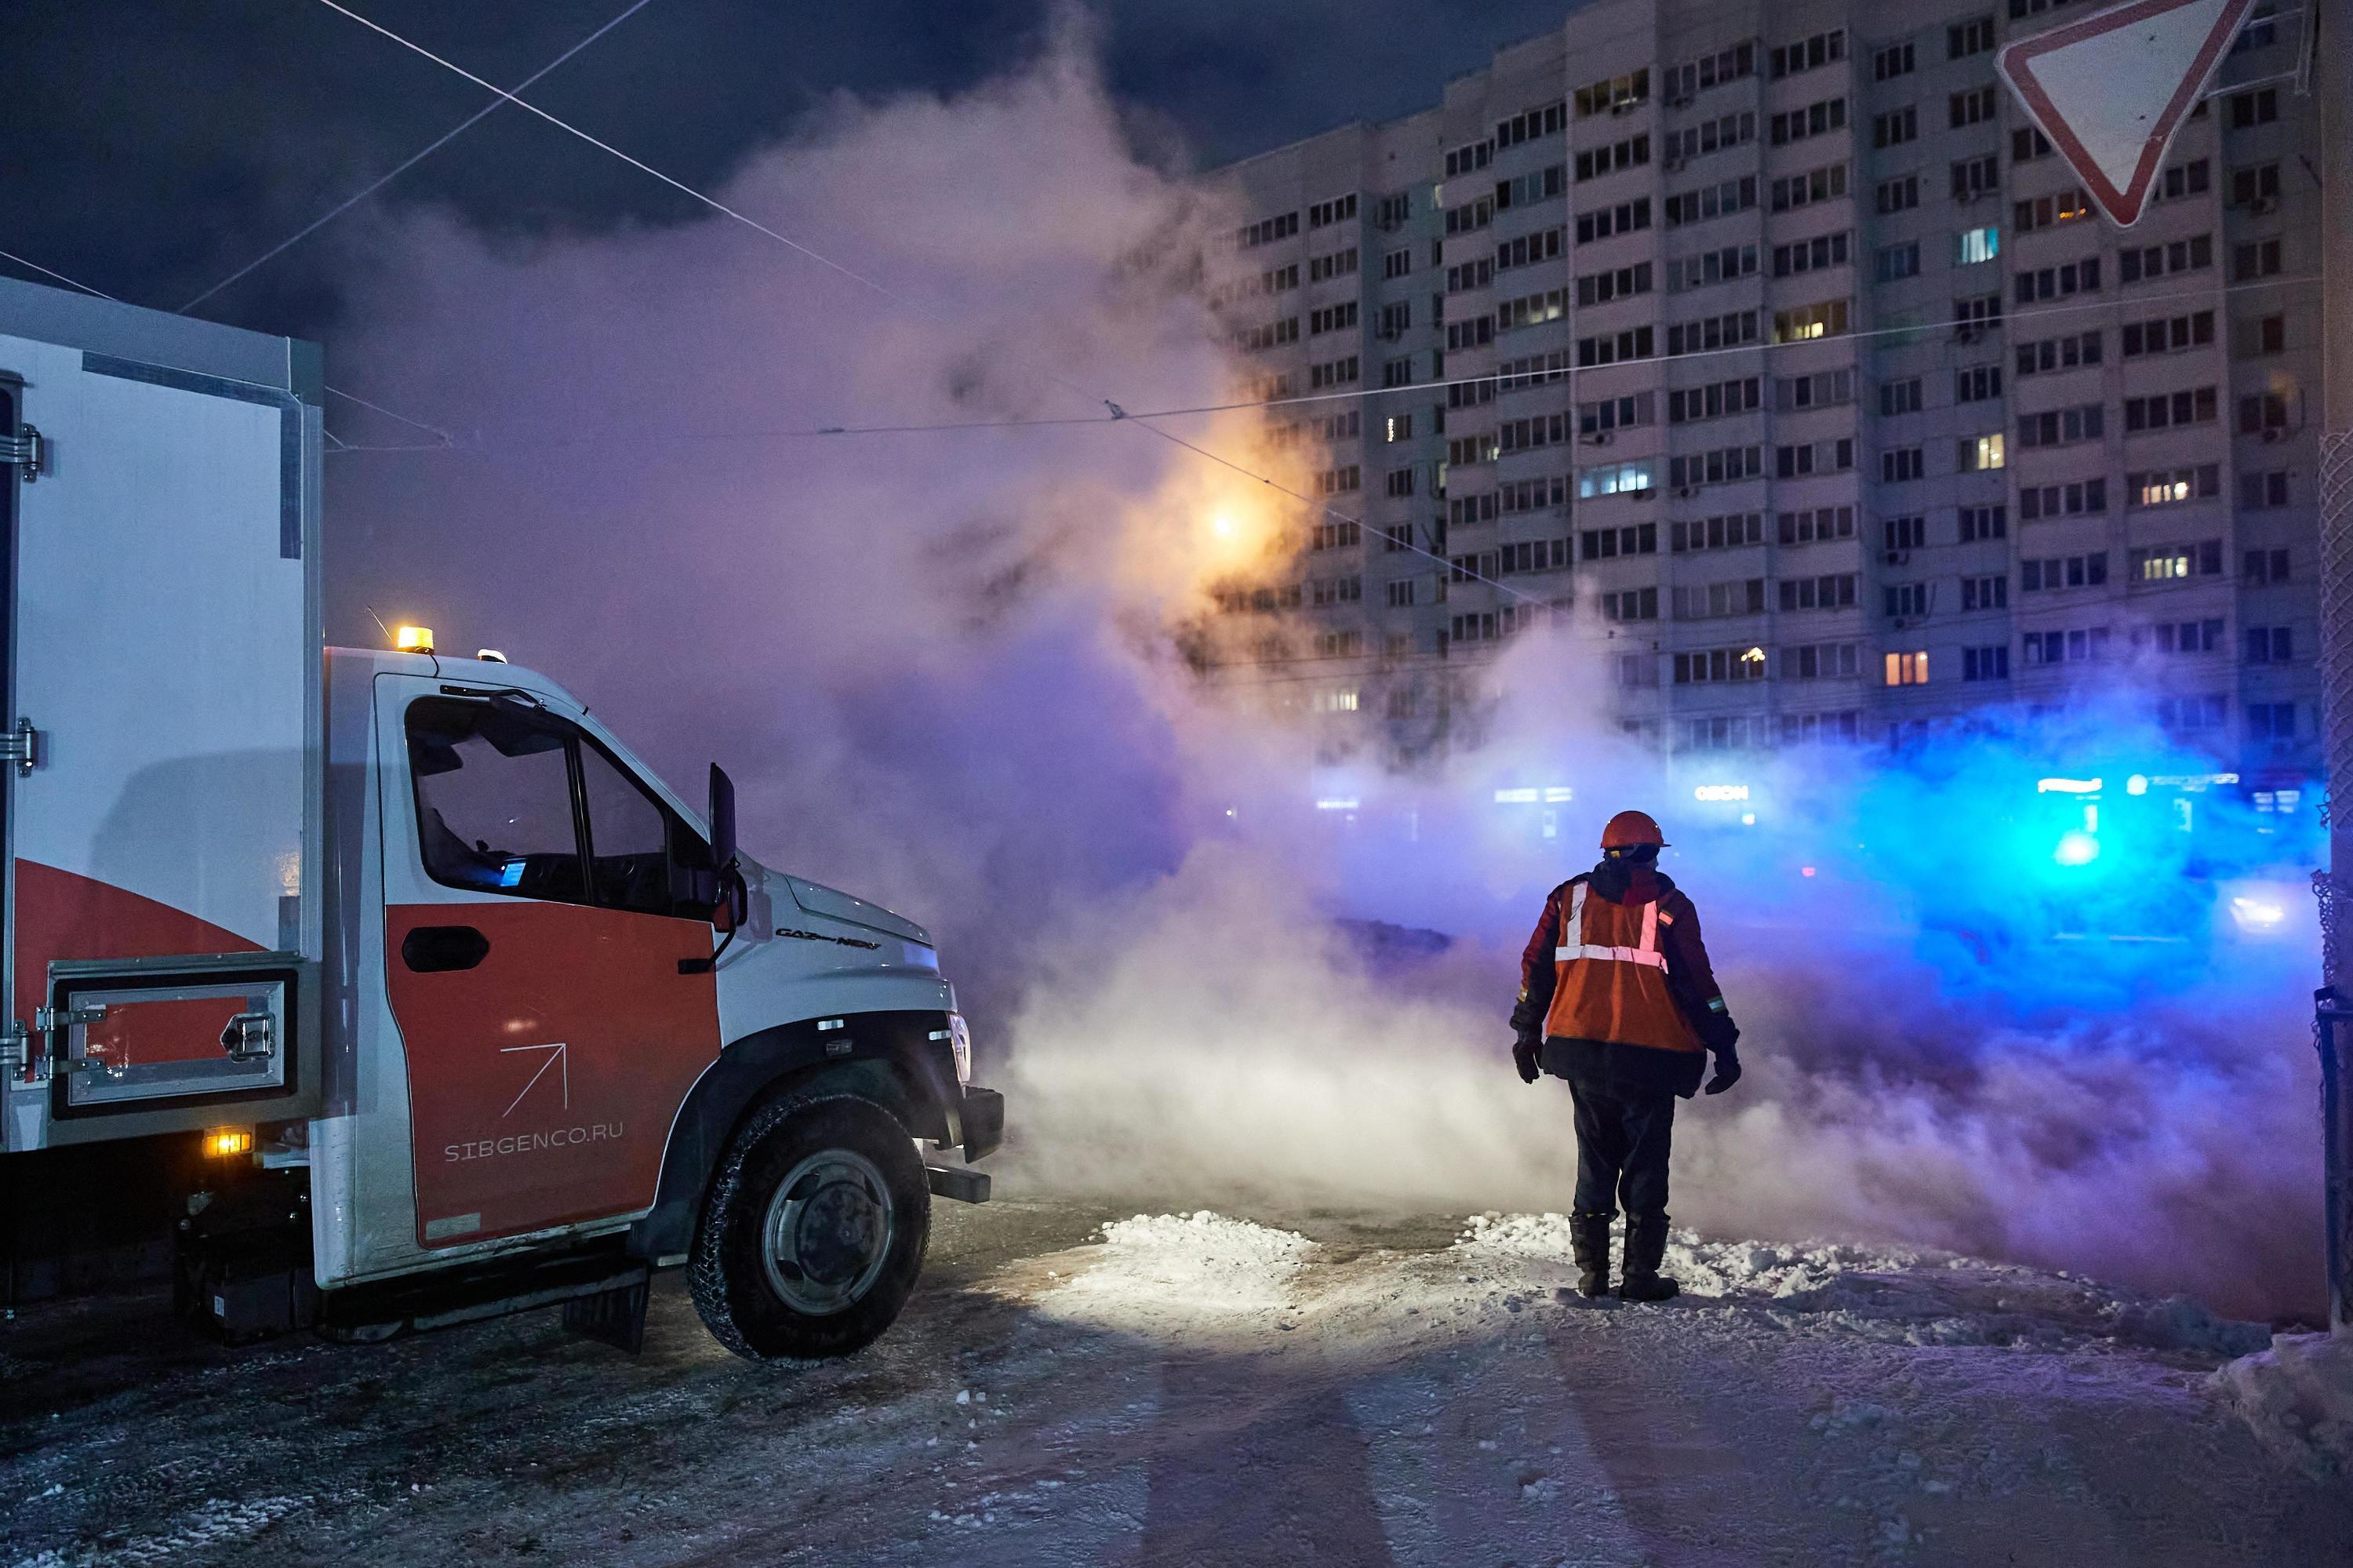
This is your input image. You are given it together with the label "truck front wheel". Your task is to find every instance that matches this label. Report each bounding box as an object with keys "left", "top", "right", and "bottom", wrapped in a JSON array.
[{"left": 687, "top": 1086, "right": 932, "bottom": 1359}]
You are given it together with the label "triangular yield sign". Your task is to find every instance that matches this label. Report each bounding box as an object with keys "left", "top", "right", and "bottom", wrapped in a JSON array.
[{"left": 1997, "top": 0, "right": 2254, "bottom": 227}]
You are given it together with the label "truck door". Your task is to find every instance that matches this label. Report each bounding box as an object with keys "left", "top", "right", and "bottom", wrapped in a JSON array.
[
  {"left": 376, "top": 679, "right": 721, "bottom": 1248},
  {"left": 1, "top": 319, "right": 320, "bottom": 1151}
]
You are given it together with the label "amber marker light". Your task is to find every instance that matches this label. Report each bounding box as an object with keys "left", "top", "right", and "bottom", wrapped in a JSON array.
[
  {"left": 395, "top": 624, "right": 436, "bottom": 654},
  {"left": 204, "top": 1127, "right": 255, "bottom": 1159}
]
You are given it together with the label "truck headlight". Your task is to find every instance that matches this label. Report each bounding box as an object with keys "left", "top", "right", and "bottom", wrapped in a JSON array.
[{"left": 950, "top": 1013, "right": 972, "bottom": 1085}]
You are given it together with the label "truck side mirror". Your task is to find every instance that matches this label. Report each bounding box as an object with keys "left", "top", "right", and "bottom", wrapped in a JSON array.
[{"left": 709, "top": 763, "right": 747, "bottom": 927}]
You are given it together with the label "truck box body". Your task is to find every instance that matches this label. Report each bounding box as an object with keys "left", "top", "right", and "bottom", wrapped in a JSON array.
[{"left": 1, "top": 276, "right": 322, "bottom": 1154}]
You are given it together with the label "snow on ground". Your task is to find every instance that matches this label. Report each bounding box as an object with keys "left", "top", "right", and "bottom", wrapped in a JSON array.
[{"left": 3, "top": 1200, "right": 2348, "bottom": 1567}]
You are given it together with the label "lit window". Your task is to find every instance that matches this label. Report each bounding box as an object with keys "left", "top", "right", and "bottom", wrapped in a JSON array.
[
  {"left": 1884, "top": 650, "right": 1930, "bottom": 686},
  {"left": 1973, "top": 433, "right": 2006, "bottom": 470},
  {"left": 1956, "top": 227, "right": 1999, "bottom": 265}
]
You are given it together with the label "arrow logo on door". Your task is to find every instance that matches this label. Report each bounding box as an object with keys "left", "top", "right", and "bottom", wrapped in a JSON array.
[{"left": 499, "top": 1042, "right": 569, "bottom": 1118}]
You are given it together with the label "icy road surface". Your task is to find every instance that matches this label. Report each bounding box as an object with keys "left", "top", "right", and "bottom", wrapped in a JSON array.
[{"left": 3, "top": 1202, "right": 2346, "bottom": 1567}]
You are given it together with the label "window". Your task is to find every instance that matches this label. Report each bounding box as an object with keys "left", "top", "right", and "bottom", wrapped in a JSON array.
[
  {"left": 1777, "top": 575, "right": 1858, "bottom": 612},
  {"left": 1769, "top": 98, "right": 1849, "bottom": 146},
  {"left": 1960, "top": 432, "right": 2006, "bottom": 470},
  {"left": 1958, "top": 504, "right": 2006, "bottom": 541},
  {"left": 1667, "top": 377, "right": 1762, "bottom": 423},
  {"left": 1663, "top": 42, "right": 1757, "bottom": 104},
  {"left": 1663, "top": 112, "right": 1757, "bottom": 166},
  {"left": 1446, "top": 258, "right": 1494, "bottom": 293},
  {"left": 2119, "top": 235, "right": 2213, "bottom": 283},
  {"left": 2121, "top": 311, "right": 2215, "bottom": 357},
  {"left": 2246, "top": 314, "right": 2288, "bottom": 356},
  {"left": 2155, "top": 158, "right": 2212, "bottom": 202},
  {"left": 1886, "top": 515, "right": 1926, "bottom": 551},
  {"left": 1444, "top": 141, "right": 1493, "bottom": 178},
  {"left": 2017, "top": 405, "right": 2104, "bottom": 448},
  {"left": 1571, "top": 71, "right": 1649, "bottom": 118},
  {"left": 2155, "top": 695, "right": 2229, "bottom": 732},
  {"left": 1952, "top": 158, "right": 2001, "bottom": 203},
  {"left": 1770, "top": 165, "right": 1848, "bottom": 212},
  {"left": 2016, "top": 330, "right": 2102, "bottom": 376},
  {"left": 1772, "top": 233, "right": 1850, "bottom": 278},
  {"left": 2017, "top": 478, "right": 2108, "bottom": 518},
  {"left": 2023, "top": 628, "right": 2113, "bottom": 665},
  {"left": 1876, "top": 239, "right": 1921, "bottom": 279},
  {"left": 1950, "top": 87, "right": 1997, "bottom": 128},
  {"left": 1232, "top": 318, "right": 1297, "bottom": 352},
  {"left": 1385, "top": 467, "right": 1417, "bottom": 498},
  {"left": 1779, "top": 367, "right": 1859, "bottom": 410},
  {"left": 2245, "top": 626, "right": 2293, "bottom": 664},
  {"left": 1577, "top": 326, "right": 1655, "bottom": 366},
  {"left": 1307, "top": 195, "right": 1358, "bottom": 230},
  {"left": 1955, "top": 226, "right": 1999, "bottom": 265},
  {"left": 2247, "top": 702, "right": 2296, "bottom": 740},
  {"left": 1777, "top": 506, "right": 1857, "bottom": 544},
  {"left": 2129, "top": 464, "right": 2220, "bottom": 507},
  {"left": 1779, "top": 640, "right": 1854, "bottom": 678},
  {"left": 1309, "top": 356, "right": 1359, "bottom": 389},
  {"left": 1384, "top": 248, "right": 1413, "bottom": 280},
  {"left": 1672, "top": 646, "right": 1770, "bottom": 685},
  {"left": 1577, "top": 198, "right": 1653, "bottom": 242},
  {"left": 1497, "top": 164, "right": 1569, "bottom": 211},
  {"left": 1578, "top": 460, "right": 1656, "bottom": 498},
  {"left": 1384, "top": 523, "right": 1413, "bottom": 553},
  {"left": 1602, "top": 587, "right": 1660, "bottom": 621},
  {"left": 1309, "top": 302, "right": 1358, "bottom": 335},
  {"left": 1671, "top": 578, "right": 1768, "bottom": 619},
  {"left": 1954, "top": 293, "right": 2003, "bottom": 330},
  {"left": 1496, "top": 98, "right": 1570, "bottom": 145},
  {"left": 1664, "top": 176, "right": 1759, "bottom": 227},
  {"left": 1310, "top": 575, "right": 1362, "bottom": 606},
  {"left": 1575, "top": 262, "right": 1653, "bottom": 306},
  {"left": 1886, "top": 650, "right": 1930, "bottom": 686},
  {"left": 1886, "top": 583, "right": 1933, "bottom": 617},
  {"left": 1238, "top": 211, "right": 1300, "bottom": 249},
  {"left": 1665, "top": 245, "right": 1758, "bottom": 292},
  {"left": 1961, "top": 574, "right": 2009, "bottom": 611},
  {"left": 2128, "top": 540, "right": 2224, "bottom": 580},
  {"left": 1772, "top": 300, "right": 1849, "bottom": 343},
  {"left": 1882, "top": 377, "right": 1922, "bottom": 416},
  {"left": 2016, "top": 258, "right": 2101, "bottom": 304},
  {"left": 2239, "top": 469, "right": 2289, "bottom": 509},
  {"left": 576, "top": 740, "right": 689, "bottom": 917},
  {"left": 1665, "top": 311, "right": 1758, "bottom": 356},
  {"left": 1882, "top": 446, "right": 1924, "bottom": 482},
  {"left": 2123, "top": 388, "right": 2217, "bottom": 431},
  {"left": 1671, "top": 511, "right": 1766, "bottom": 553},
  {"left": 2013, "top": 126, "right": 2054, "bottom": 162},
  {"left": 1874, "top": 107, "right": 1917, "bottom": 148},
  {"left": 2239, "top": 391, "right": 2293, "bottom": 435},
  {"left": 2234, "top": 238, "right": 2284, "bottom": 281},
  {"left": 1498, "top": 410, "right": 1573, "bottom": 451},
  {"left": 1497, "top": 227, "right": 1566, "bottom": 272},
  {"left": 2141, "top": 618, "right": 2225, "bottom": 654},
  {"left": 409, "top": 698, "right": 587, "bottom": 903},
  {"left": 1376, "top": 191, "right": 1413, "bottom": 228},
  {"left": 1667, "top": 446, "right": 1764, "bottom": 489},
  {"left": 2231, "top": 162, "right": 2282, "bottom": 208},
  {"left": 2013, "top": 188, "right": 2091, "bottom": 232},
  {"left": 1575, "top": 136, "right": 1652, "bottom": 182},
  {"left": 1443, "top": 196, "right": 1496, "bottom": 237},
  {"left": 1578, "top": 526, "right": 1655, "bottom": 563},
  {"left": 1775, "top": 438, "right": 1854, "bottom": 477},
  {"left": 1578, "top": 391, "right": 1657, "bottom": 434},
  {"left": 1311, "top": 520, "right": 1362, "bottom": 550},
  {"left": 1962, "top": 646, "right": 2010, "bottom": 681},
  {"left": 2230, "top": 87, "right": 2278, "bottom": 128},
  {"left": 1769, "top": 29, "right": 1846, "bottom": 78},
  {"left": 1874, "top": 42, "right": 1915, "bottom": 79},
  {"left": 1955, "top": 365, "right": 2002, "bottom": 402},
  {"left": 1314, "top": 464, "right": 1362, "bottom": 495},
  {"left": 1381, "top": 357, "right": 1414, "bottom": 388},
  {"left": 2246, "top": 547, "right": 2293, "bottom": 584},
  {"left": 1949, "top": 16, "right": 1995, "bottom": 56}
]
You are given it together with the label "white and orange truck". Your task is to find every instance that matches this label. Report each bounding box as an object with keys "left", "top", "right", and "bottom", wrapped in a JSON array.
[{"left": 0, "top": 275, "right": 1001, "bottom": 1359}]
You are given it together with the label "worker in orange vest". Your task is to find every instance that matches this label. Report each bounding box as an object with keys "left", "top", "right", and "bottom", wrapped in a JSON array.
[{"left": 1510, "top": 809, "right": 1741, "bottom": 1301}]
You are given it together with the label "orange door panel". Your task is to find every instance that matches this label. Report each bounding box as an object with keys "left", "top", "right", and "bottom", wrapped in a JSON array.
[{"left": 386, "top": 900, "right": 719, "bottom": 1247}]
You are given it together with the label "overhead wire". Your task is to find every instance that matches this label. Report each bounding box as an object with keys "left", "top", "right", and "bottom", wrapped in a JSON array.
[{"left": 183, "top": 0, "right": 664, "bottom": 311}]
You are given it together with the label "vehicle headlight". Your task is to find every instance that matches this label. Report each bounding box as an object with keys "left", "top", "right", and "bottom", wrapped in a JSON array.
[{"left": 949, "top": 1013, "right": 972, "bottom": 1085}]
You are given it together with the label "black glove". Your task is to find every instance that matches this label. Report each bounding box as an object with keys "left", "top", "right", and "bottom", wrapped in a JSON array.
[
  {"left": 1511, "top": 1035, "right": 1541, "bottom": 1084},
  {"left": 1704, "top": 1038, "right": 1743, "bottom": 1096}
]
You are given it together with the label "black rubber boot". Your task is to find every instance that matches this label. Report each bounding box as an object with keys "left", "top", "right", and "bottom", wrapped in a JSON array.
[
  {"left": 1569, "top": 1210, "right": 1614, "bottom": 1297},
  {"left": 1618, "top": 1211, "right": 1680, "bottom": 1302}
]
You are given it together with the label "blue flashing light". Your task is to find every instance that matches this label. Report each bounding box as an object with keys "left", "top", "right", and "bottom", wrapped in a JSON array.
[
  {"left": 2053, "top": 831, "right": 2100, "bottom": 867},
  {"left": 497, "top": 859, "right": 526, "bottom": 889}
]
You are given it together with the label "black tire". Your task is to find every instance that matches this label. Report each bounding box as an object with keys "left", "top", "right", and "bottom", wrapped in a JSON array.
[{"left": 686, "top": 1086, "right": 932, "bottom": 1360}]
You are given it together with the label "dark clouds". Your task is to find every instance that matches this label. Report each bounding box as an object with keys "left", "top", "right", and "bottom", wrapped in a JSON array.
[{"left": 3, "top": 1, "right": 1578, "bottom": 337}]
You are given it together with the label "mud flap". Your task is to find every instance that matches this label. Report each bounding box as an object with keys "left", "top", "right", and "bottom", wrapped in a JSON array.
[{"left": 562, "top": 1273, "right": 650, "bottom": 1354}]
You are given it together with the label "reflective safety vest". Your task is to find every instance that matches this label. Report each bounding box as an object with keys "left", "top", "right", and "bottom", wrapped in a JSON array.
[{"left": 1543, "top": 881, "right": 1704, "bottom": 1055}]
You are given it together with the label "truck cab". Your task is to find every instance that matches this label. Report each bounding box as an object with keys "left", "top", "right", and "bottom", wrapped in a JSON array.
[{"left": 0, "top": 275, "right": 999, "bottom": 1359}]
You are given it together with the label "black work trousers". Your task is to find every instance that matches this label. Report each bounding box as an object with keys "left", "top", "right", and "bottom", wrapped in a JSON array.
[{"left": 1566, "top": 1075, "right": 1676, "bottom": 1219}]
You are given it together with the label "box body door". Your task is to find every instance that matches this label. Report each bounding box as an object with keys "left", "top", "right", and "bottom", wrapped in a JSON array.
[{"left": 0, "top": 324, "right": 320, "bottom": 1150}]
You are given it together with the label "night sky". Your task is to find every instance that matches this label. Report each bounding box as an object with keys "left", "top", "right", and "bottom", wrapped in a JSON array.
[{"left": 5, "top": 1, "right": 1583, "bottom": 340}]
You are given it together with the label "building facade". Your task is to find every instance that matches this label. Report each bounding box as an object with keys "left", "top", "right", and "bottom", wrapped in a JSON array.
[{"left": 1198, "top": 0, "right": 2318, "bottom": 779}]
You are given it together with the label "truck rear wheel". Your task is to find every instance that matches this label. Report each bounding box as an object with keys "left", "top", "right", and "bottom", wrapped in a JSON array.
[{"left": 687, "top": 1086, "right": 931, "bottom": 1360}]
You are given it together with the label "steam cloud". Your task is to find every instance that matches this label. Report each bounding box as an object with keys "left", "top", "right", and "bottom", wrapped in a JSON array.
[{"left": 329, "top": 35, "right": 2324, "bottom": 1322}]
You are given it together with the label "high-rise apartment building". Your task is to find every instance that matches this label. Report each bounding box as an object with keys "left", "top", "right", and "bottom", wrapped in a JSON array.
[{"left": 1198, "top": 0, "right": 2317, "bottom": 779}]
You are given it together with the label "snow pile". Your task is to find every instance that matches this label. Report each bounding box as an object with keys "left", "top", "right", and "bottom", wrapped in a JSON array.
[
  {"left": 2217, "top": 1331, "right": 2353, "bottom": 1478},
  {"left": 1455, "top": 1212, "right": 1940, "bottom": 1304},
  {"left": 1046, "top": 1211, "right": 1319, "bottom": 1326}
]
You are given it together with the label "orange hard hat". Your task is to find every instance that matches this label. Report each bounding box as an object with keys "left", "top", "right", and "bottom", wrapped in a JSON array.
[{"left": 1601, "top": 809, "right": 1668, "bottom": 849}]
